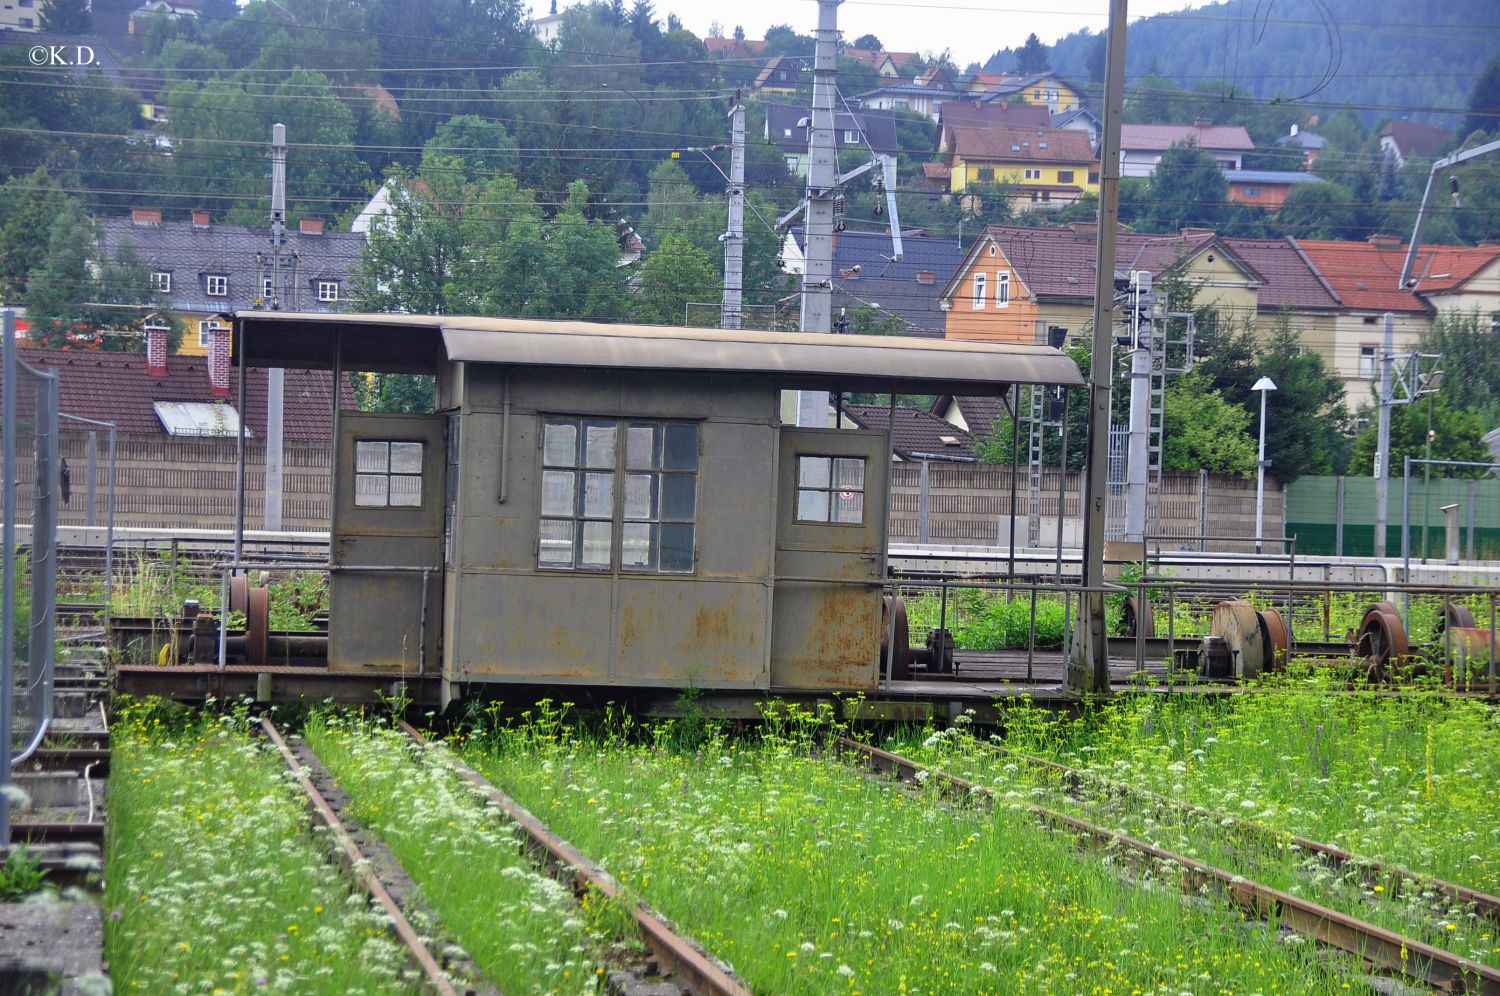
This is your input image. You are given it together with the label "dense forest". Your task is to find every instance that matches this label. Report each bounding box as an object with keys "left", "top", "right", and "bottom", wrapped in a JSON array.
[{"left": 984, "top": 0, "right": 1495, "bottom": 133}]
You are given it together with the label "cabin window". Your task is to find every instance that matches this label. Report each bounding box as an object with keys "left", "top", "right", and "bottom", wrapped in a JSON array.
[
  {"left": 539, "top": 417, "right": 698, "bottom": 573},
  {"left": 796, "top": 456, "right": 866, "bottom": 524},
  {"left": 354, "top": 440, "right": 423, "bottom": 508}
]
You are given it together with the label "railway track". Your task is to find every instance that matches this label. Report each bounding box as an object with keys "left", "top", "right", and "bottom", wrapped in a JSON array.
[
  {"left": 972, "top": 738, "right": 1500, "bottom": 926},
  {"left": 258, "top": 718, "right": 467, "bottom": 996},
  {"left": 838, "top": 736, "right": 1500, "bottom": 995},
  {"left": 395, "top": 720, "right": 753, "bottom": 996}
]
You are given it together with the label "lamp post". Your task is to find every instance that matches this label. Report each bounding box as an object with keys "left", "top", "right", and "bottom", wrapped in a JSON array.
[{"left": 1252, "top": 376, "right": 1277, "bottom": 554}]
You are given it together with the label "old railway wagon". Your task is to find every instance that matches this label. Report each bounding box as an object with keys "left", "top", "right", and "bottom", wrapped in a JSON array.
[{"left": 235, "top": 313, "right": 1081, "bottom": 704}]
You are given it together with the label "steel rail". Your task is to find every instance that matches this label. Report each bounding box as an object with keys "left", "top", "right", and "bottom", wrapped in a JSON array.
[
  {"left": 257, "top": 718, "right": 459, "bottom": 996},
  {"left": 396, "top": 720, "right": 753, "bottom": 996},
  {"left": 837, "top": 737, "right": 1500, "bottom": 996},
  {"left": 976, "top": 739, "right": 1500, "bottom": 924}
]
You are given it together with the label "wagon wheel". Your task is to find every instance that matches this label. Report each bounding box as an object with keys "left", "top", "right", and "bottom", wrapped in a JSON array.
[
  {"left": 881, "top": 594, "right": 911, "bottom": 681},
  {"left": 1121, "top": 594, "right": 1155, "bottom": 638},
  {"left": 1257, "top": 608, "right": 1289, "bottom": 672},
  {"left": 1355, "top": 604, "right": 1409, "bottom": 672},
  {"left": 245, "top": 585, "right": 270, "bottom": 666},
  {"left": 1435, "top": 601, "right": 1476, "bottom": 637},
  {"left": 229, "top": 575, "right": 249, "bottom": 614}
]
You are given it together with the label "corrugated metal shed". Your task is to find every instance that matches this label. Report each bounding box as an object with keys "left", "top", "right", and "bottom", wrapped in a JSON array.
[{"left": 237, "top": 313, "right": 1084, "bottom": 393}]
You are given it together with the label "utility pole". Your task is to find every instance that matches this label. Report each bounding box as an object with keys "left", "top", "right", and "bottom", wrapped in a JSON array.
[
  {"left": 1373, "top": 311, "right": 1394, "bottom": 558},
  {"left": 796, "top": 0, "right": 841, "bottom": 428},
  {"left": 264, "top": 123, "right": 287, "bottom": 532},
  {"left": 721, "top": 93, "right": 746, "bottom": 330},
  {"left": 1123, "top": 270, "right": 1151, "bottom": 543},
  {"left": 1073, "top": 0, "right": 1128, "bottom": 696}
]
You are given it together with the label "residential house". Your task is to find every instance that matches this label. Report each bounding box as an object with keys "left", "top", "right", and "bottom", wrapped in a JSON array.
[
  {"left": 99, "top": 208, "right": 363, "bottom": 356},
  {"left": 530, "top": 1, "right": 564, "bottom": 45},
  {"left": 1224, "top": 170, "right": 1321, "bottom": 210},
  {"left": 911, "top": 161, "right": 952, "bottom": 201},
  {"left": 128, "top": 1, "right": 198, "bottom": 35},
  {"left": 937, "top": 100, "right": 1051, "bottom": 155},
  {"left": 929, "top": 395, "right": 1006, "bottom": 444},
  {"left": 1119, "top": 122, "right": 1254, "bottom": 177},
  {"left": 703, "top": 36, "right": 770, "bottom": 61},
  {"left": 1277, "top": 123, "right": 1326, "bottom": 167},
  {"left": 841, "top": 404, "right": 979, "bottom": 461},
  {"left": 754, "top": 55, "right": 807, "bottom": 93},
  {"left": 1293, "top": 237, "right": 1437, "bottom": 410},
  {"left": 1378, "top": 120, "right": 1449, "bottom": 169},
  {"left": 938, "top": 224, "right": 1270, "bottom": 345},
  {"left": 781, "top": 228, "right": 963, "bottom": 337},
  {"left": 764, "top": 104, "right": 900, "bottom": 176},
  {"left": 1050, "top": 107, "right": 1103, "bottom": 156},
  {"left": 854, "top": 82, "right": 969, "bottom": 122},
  {"left": 1404, "top": 241, "right": 1500, "bottom": 316},
  {"left": 944, "top": 126, "right": 1099, "bottom": 211},
  {"left": 11, "top": 327, "right": 353, "bottom": 441},
  {"left": 0, "top": 0, "right": 41, "bottom": 33},
  {"left": 978, "top": 73, "right": 1084, "bottom": 115}
]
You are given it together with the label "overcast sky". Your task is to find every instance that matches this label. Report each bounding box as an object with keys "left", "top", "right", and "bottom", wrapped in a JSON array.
[{"left": 647, "top": 0, "right": 1204, "bottom": 70}]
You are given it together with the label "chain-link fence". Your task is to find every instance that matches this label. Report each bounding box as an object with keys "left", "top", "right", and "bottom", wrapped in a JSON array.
[{"left": 3, "top": 310, "right": 59, "bottom": 843}]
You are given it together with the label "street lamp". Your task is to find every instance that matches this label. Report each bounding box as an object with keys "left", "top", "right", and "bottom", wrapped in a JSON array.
[{"left": 1252, "top": 376, "right": 1277, "bottom": 554}]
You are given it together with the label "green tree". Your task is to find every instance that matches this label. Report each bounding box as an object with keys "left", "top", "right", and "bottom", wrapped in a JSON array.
[
  {"left": 350, "top": 165, "right": 467, "bottom": 315},
  {"left": 1137, "top": 143, "right": 1227, "bottom": 233},
  {"left": 1015, "top": 33, "right": 1050, "bottom": 74},
  {"left": 1460, "top": 54, "right": 1500, "bottom": 140},
  {"left": 0, "top": 167, "right": 69, "bottom": 302},
  {"left": 1276, "top": 181, "right": 1358, "bottom": 240},
  {"left": 1350, "top": 392, "right": 1489, "bottom": 477},
  {"left": 851, "top": 34, "right": 882, "bottom": 51},
  {"left": 840, "top": 303, "right": 910, "bottom": 336},
  {"left": 1196, "top": 315, "right": 1353, "bottom": 482},
  {"left": 1422, "top": 310, "right": 1500, "bottom": 424},
  {"left": 1160, "top": 371, "right": 1257, "bottom": 475},
  {"left": 40, "top": 0, "right": 91, "bottom": 33},
  {"left": 633, "top": 231, "right": 718, "bottom": 325},
  {"left": 423, "top": 116, "right": 519, "bottom": 184}
]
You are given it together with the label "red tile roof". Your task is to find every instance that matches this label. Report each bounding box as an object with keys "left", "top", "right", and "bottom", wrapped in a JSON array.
[
  {"left": 1379, "top": 120, "right": 1449, "bottom": 160},
  {"left": 9, "top": 347, "right": 354, "bottom": 438},
  {"left": 939, "top": 100, "right": 1052, "bottom": 134},
  {"left": 1405, "top": 243, "right": 1500, "bottom": 294},
  {"left": 949, "top": 126, "right": 1095, "bottom": 164},
  {"left": 704, "top": 37, "right": 769, "bottom": 59},
  {"left": 1120, "top": 123, "right": 1254, "bottom": 153},
  {"left": 844, "top": 404, "right": 979, "bottom": 461},
  {"left": 1293, "top": 239, "right": 1434, "bottom": 313}
]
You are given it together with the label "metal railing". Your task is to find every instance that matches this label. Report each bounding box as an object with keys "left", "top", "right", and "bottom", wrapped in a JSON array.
[{"left": 3, "top": 309, "right": 60, "bottom": 844}]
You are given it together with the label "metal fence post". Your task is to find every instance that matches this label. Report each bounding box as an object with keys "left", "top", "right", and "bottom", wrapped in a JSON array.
[
  {"left": 1335, "top": 475, "right": 1344, "bottom": 558},
  {"left": 1401, "top": 456, "right": 1411, "bottom": 623},
  {"left": 86, "top": 430, "right": 97, "bottom": 527},
  {"left": 1467, "top": 480, "right": 1476, "bottom": 562},
  {"left": 2, "top": 309, "right": 17, "bottom": 845},
  {"left": 918, "top": 460, "right": 930, "bottom": 546},
  {"left": 1197, "top": 469, "right": 1208, "bottom": 552}
]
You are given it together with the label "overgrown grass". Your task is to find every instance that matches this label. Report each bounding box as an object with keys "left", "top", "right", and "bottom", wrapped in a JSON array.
[
  {"left": 894, "top": 703, "right": 1500, "bottom": 969},
  {"left": 104, "top": 698, "right": 418, "bottom": 995},
  {"left": 906, "top": 589, "right": 1067, "bottom": 649},
  {"left": 302, "top": 711, "right": 608, "bottom": 994},
  {"left": 460, "top": 701, "right": 1367, "bottom": 995}
]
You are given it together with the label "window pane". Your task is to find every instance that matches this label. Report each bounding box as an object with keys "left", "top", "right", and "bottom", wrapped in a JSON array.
[
  {"left": 582, "top": 472, "right": 613, "bottom": 518},
  {"left": 539, "top": 519, "right": 574, "bottom": 566},
  {"left": 584, "top": 421, "right": 617, "bottom": 469},
  {"left": 581, "top": 521, "right": 612, "bottom": 567},
  {"left": 626, "top": 424, "right": 660, "bottom": 470},
  {"left": 390, "top": 441, "right": 423, "bottom": 474},
  {"left": 624, "top": 473, "right": 657, "bottom": 520},
  {"left": 661, "top": 473, "right": 695, "bottom": 521},
  {"left": 797, "top": 488, "right": 829, "bottom": 522},
  {"left": 621, "top": 521, "right": 655, "bottom": 569},
  {"left": 543, "top": 421, "right": 577, "bottom": 466},
  {"left": 833, "top": 490, "right": 864, "bottom": 523},
  {"left": 541, "top": 470, "right": 575, "bottom": 516},
  {"left": 355, "top": 474, "right": 388, "bottom": 507},
  {"left": 660, "top": 524, "right": 694, "bottom": 572},
  {"left": 798, "top": 456, "right": 830, "bottom": 488},
  {"left": 390, "top": 475, "right": 423, "bottom": 507},
  {"left": 833, "top": 458, "right": 865, "bottom": 490},
  {"left": 663, "top": 423, "right": 698, "bottom": 471},
  {"left": 356, "top": 441, "right": 388, "bottom": 474}
]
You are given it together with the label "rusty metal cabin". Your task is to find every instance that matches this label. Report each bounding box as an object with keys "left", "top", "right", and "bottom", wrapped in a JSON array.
[{"left": 233, "top": 313, "right": 1082, "bottom": 702}]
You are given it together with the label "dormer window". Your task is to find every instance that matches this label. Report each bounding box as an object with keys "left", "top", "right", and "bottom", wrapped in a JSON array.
[
  {"left": 151, "top": 271, "right": 171, "bottom": 293},
  {"left": 206, "top": 274, "right": 228, "bottom": 297},
  {"left": 317, "top": 280, "right": 339, "bottom": 302}
]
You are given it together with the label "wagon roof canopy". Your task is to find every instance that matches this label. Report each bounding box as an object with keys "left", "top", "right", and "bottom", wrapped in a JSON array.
[{"left": 234, "top": 312, "right": 1083, "bottom": 394}]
